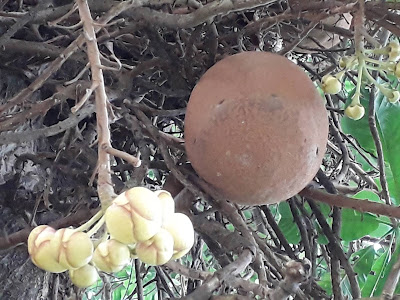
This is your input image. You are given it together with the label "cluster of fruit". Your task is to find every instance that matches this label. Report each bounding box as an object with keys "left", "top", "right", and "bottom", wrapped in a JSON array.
[
  {"left": 28, "top": 187, "right": 195, "bottom": 288},
  {"left": 321, "top": 40, "right": 400, "bottom": 120}
]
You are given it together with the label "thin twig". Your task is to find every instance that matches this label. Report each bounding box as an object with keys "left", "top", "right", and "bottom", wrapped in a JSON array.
[
  {"left": 181, "top": 249, "right": 254, "bottom": 300},
  {"left": 135, "top": 259, "right": 144, "bottom": 300},
  {"left": 306, "top": 199, "right": 360, "bottom": 299}
]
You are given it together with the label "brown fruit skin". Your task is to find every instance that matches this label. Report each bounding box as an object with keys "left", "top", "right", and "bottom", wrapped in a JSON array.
[{"left": 184, "top": 51, "right": 328, "bottom": 205}]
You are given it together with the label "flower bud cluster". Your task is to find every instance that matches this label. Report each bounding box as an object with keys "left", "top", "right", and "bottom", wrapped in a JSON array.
[
  {"left": 27, "top": 186, "right": 195, "bottom": 289},
  {"left": 104, "top": 187, "right": 195, "bottom": 266},
  {"left": 321, "top": 40, "right": 400, "bottom": 121},
  {"left": 28, "top": 225, "right": 98, "bottom": 288}
]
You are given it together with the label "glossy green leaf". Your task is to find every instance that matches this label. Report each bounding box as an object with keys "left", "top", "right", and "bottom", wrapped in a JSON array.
[
  {"left": 341, "top": 208, "right": 380, "bottom": 241},
  {"left": 373, "top": 233, "right": 400, "bottom": 296},
  {"left": 352, "top": 246, "right": 376, "bottom": 287},
  {"left": 316, "top": 222, "right": 329, "bottom": 245},
  {"left": 375, "top": 91, "right": 400, "bottom": 205},
  {"left": 318, "top": 271, "right": 333, "bottom": 296},
  {"left": 361, "top": 247, "right": 391, "bottom": 297},
  {"left": 349, "top": 191, "right": 392, "bottom": 239},
  {"left": 341, "top": 83, "right": 400, "bottom": 205},
  {"left": 278, "top": 202, "right": 301, "bottom": 244}
]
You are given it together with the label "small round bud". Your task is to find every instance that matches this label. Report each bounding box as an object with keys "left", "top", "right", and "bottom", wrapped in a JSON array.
[
  {"left": 28, "top": 225, "right": 67, "bottom": 273},
  {"left": 345, "top": 104, "right": 365, "bottom": 120},
  {"left": 388, "top": 41, "right": 400, "bottom": 62},
  {"left": 163, "top": 213, "right": 195, "bottom": 260},
  {"left": 154, "top": 190, "right": 175, "bottom": 224},
  {"left": 136, "top": 228, "right": 174, "bottom": 266},
  {"left": 339, "top": 56, "right": 356, "bottom": 69},
  {"left": 49, "top": 228, "right": 94, "bottom": 270},
  {"left": 321, "top": 75, "right": 342, "bottom": 95},
  {"left": 69, "top": 264, "right": 99, "bottom": 288},
  {"left": 395, "top": 62, "right": 400, "bottom": 78},
  {"left": 92, "top": 239, "right": 131, "bottom": 273},
  {"left": 388, "top": 91, "right": 400, "bottom": 103},
  {"left": 105, "top": 187, "right": 162, "bottom": 245}
]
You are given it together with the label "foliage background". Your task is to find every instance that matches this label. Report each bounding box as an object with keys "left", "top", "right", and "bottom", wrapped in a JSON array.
[{"left": 0, "top": 0, "right": 400, "bottom": 299}]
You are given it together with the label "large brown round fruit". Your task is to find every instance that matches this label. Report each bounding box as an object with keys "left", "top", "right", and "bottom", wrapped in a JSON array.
[{"left": 184, "top": 51, "right": 328, "bottom": 205}]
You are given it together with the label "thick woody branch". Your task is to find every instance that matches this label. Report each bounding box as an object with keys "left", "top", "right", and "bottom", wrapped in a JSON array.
[{"left": 300, "top": 187, "right": 400, "bottom": 219}]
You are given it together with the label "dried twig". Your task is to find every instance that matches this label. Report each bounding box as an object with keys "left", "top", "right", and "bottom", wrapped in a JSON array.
[{"left": 181, "top": 249, "right": 254, "bottom": 300}]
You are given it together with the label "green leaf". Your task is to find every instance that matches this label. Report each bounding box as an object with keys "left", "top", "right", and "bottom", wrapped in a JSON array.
[
  {"left": 318, "top": 271, "right": 332, "bottom": 296},
  {"left": 361, "top": 246, "right": 391, "bottom": 297},
  {"left": 352, "top": 246, "right": 376, "bottom": 287},
  {"left": 374, "top": 238, "right": 400, "bottom": 296},
  {"left": 316, "top": 222, "right": 329, "bottom": 245},
  {"left": 277, "top": 202, "right": 301, "bottom": 244},
  {"left": 341, "top": 83, "right": 400, "bottom": 205},
  {"left": 349, "top": 145, "right": 377, "bottom": 172},
  {"left": 341, "top": 190, "right": 392, "bottom": 241},
  {"left": 375, "top": 90, "right": 400, "bottom": 205},
  {"left": 113, "top": 286, "right": 124, "bottom": 300},
  {"left": 341, "top": 208, "right": 380, "bottom": 241}
]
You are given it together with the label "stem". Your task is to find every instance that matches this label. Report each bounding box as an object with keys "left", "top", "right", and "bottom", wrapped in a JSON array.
[
  {"left": 363, "top": 65, "right": 393, "bottom": 98},
  {"left": 351, "top": 59, "right": 365, "bottom": 105},
  {"left": 73, "top": 209, "right": 103, "bottom": 232},
  {"left": 87, "top": 215, "right": 106, "bottom": 237},
  {"left": 76, "top": 0, "right": 115, "bottom": 208}
]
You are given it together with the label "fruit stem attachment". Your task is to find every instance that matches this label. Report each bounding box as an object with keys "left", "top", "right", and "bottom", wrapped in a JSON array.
[
  {"left": 353, "top": 59, "right": 365, "bottom": 106},
  {"left": 87, "top": 215, "right": 106, "bottom": 237},
  {"left": 74, "top": 210, "right": 104, "bottom": 233},
  {"left": 363, "top": 65, "right": 400, "bottom": 103}
]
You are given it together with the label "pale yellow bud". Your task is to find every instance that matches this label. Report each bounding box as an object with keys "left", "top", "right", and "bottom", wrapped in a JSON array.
[
  {"left": 49, "top": 228, "right": 94, "bottom": 270},
  {"left": 395, "top": 62, "right": 400, "bottom": 78},
  {"left": 105, "top": 187, "right": 162, "bottom": 244},
  {"left": 28, "top": 225, "right": 67, "bottom": 273},
  {"left": 339, "top": 56, "right": 357, "bottom": 69},
  {"left": 69, "top": 264, "right": 99, "bottom": 288},
  {"left": 321, "top": 75, "right": 342, "bottom": 95},
  {"left": 163, "top": 213, "right": 195, "bottom": 259},
  {"left": 154, "top": 190, "right": 175, "bottom": 224},
  {"left": 92, "top": 239, "right": 131, "bottom": 273},
  {"left": 345, "top": 104, "right": 365, "bottom": 120},
  {"left": 388, "top": 91, "right": 400, "bottom": 103},
  {"left": 136, "top": 228, "right": 174, "bottom": 266},
  {"left": 388, "top": 41, "right": 400, "bottom": 62}
]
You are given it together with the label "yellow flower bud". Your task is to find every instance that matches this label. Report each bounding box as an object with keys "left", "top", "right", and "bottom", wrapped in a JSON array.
[
  {"left": 388, "top": 91, "right": 400, "bottom": 103},
  {"left": 69, "top": 264, "right": 99, "bottom": 288},
  {"left": 388, "top": 41, "right": 400, "bottom": 62},
  {"left": 321, "top": 75, "right": 342, "bottom": 95},
  {"left": 339, "top": 56, "right": 357, "bottom": 69},
  {"left": 154, "top": 190, "right": 175, "bottom": 224},
  {"left": 105, "top": 187, "right": 162, "bottom": 244},
  {"left": 28, "top": 225, "right": 67, "bottom": 273},
  {"left": 163, "top": 213, "right": 195, "bottom": 259},
  {"left": 92, "top": 239, "right": 131, "bottom": 273},
  {"left": 395, "top": 62, "right": 400, "bottom": 79},
  {"left": 50, "top": 228, "right": 94, "bottom": 270},
  {"left": 136, "top": 228, "right": 174, "bottom": 266},
  {"left": 345, "top": 104, "right": 365, "bottom": 120}
]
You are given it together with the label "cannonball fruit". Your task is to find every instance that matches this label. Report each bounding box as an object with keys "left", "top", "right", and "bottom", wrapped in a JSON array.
[{"left": 184, "top": 51, "right": 328, "bottom": 205}]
